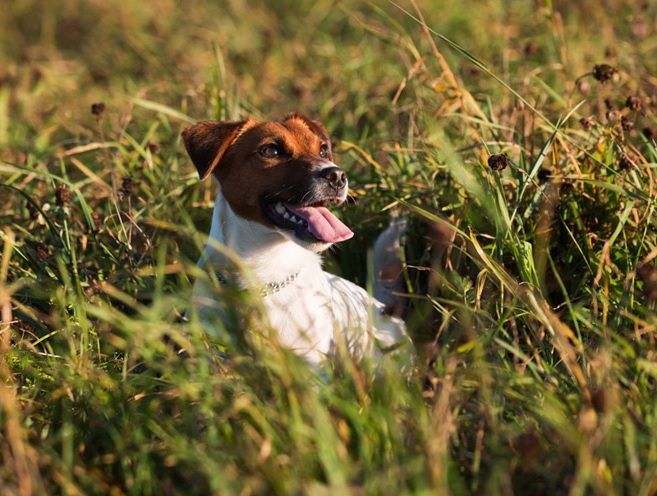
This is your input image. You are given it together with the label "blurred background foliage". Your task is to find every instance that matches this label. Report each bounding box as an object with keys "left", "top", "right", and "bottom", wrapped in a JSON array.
[{"left": 2, "top": 0, "right": 657, "bottom": 494}]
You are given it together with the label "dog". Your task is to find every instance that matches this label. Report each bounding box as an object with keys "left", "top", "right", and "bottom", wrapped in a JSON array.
[{"left": 182, "top": 113, "right": 412, "bottom": 369}]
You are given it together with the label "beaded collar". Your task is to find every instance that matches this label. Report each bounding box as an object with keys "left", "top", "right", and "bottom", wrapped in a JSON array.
[
  {"left": 258, "top": 270, "right": 301, "bottom": 296},
  {"left": 216, "top": 270, "right": 301, "bottom": 296}
]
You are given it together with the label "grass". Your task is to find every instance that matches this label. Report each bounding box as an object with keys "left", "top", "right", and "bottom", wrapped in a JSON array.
[{"left": 2, "top": 0, "right": 657, "bottom": 494}]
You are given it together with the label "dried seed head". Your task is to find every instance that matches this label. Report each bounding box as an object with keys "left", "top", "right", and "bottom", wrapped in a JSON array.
[
  {"left": 643, "top": 127, "right": 657, "bottom": 141},
  {"left": 487, "top": 153, "right": 509, "bottom": 171},
  {"left": 580, "top": 116, "right": 596, "bottom": 129},
  {"left": 91, "top": 102, "right": 106, "bottom": 117},
  {"left": 604, "top": 98, "right": 617, "bottom": 110},
  {"left": 120, "top": 175, "right": 133, "bottom": 198},
  {"left": 55, "top": 184, "right": 72, "bottom": 207},
  {"left": 91, "top": 212, "right": 101, "bottom": 230},
  {"left": 625, "top": 95, "right": 642, "bottom": 112},
  {"left": 26, "top": 200, "right": 39, "bottom": 220},
  {"left": 503, "top": 183, "right": 516, "bottom": 201},
  {"left": 35, "top": 241, "right": 50, "bottom": 262},
  {"left": 619, "top": 154, "right": 637, "bottom": 170},
  {"left": 537, "top": 168, "right": 551, "bottom": 183},
  {"left": 560, "top": 177, "right": 574, "bottom": 195},
  {"left": 524, "top": 40, "right": 538, "bottom": 56},
  {"left": 621, "top": 116, "right": 634, "bottom": 131},
  {"left": 147, "top": 141, "right": 160, "bottom": 154},
  {"left": 637, "top": 262, "right": 657, "bottom": 302},
  {"left": 592, "top": 64, "right": 618, "bottom": 84}
]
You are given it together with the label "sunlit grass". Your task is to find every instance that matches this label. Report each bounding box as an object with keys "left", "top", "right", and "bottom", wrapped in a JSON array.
[{"left": 2, "top": 0, "right": 657, "bottom": 494}]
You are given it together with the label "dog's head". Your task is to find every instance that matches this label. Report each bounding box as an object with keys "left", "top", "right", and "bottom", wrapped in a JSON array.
[{"left": 182, "top": 113, "right": 353, "bottom": 252}]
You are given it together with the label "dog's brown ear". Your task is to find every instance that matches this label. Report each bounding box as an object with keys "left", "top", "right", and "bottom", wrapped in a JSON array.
[{"left": 182, "top": 120, "right": 253, "bottom": 180}]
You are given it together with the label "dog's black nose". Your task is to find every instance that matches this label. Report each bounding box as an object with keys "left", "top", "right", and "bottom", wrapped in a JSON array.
[{"left": 319, "top": 166, "right": 347, "bottom": 189}]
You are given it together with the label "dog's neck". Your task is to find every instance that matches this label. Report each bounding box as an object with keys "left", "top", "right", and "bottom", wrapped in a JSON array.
[{"left": 201, "top": 188, "right": 323, "bottom": 287}]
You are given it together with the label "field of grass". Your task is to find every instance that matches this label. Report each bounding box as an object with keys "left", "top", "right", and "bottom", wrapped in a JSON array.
[{"left": 2, "top": 0, "right": 657, "bottom": 494}]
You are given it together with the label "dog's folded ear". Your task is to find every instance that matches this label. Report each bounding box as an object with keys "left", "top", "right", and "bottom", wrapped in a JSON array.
[{"left": 182, "top": 120, "right": 253, "bottom": 180}]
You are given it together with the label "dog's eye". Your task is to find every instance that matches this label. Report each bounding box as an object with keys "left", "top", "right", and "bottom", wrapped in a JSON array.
[
  {"left": 319, "top": 144, "right": 330, "bottom": 158},
  {"left": 260, "top": 144, "right": 280, "bottom": 158}
]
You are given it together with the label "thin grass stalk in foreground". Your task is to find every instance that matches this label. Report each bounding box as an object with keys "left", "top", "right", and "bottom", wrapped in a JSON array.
[{"left": 0, "top": 230, "right": 45, "bottom": 495}]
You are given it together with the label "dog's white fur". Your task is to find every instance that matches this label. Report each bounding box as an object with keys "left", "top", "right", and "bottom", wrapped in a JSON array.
[
  {"left": 192, "top": 186, "right": 409, "bottom": 367},
  {"left": 186, "top": 115, "right": 411, "bottom": 368}
]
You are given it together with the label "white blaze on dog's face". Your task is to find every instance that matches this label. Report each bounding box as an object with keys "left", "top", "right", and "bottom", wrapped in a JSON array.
[{"left": 182, "top": 114, "right": 353, "bottom": 252}]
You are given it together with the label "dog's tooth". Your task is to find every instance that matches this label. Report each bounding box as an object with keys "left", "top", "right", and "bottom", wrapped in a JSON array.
[
  {"left": 275, "top": 202, "right": 286, "bottom": 215},
  {"left": 283, "top": 211, "right": 290, "bottom": 219},
  {"left": 290, "top": 215, "right": 299, "bottom": 224}
]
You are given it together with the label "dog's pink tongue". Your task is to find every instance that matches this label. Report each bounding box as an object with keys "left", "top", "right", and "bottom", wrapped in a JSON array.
[{"left": 286, "top": 205, "right": 354, "bottom": 243}]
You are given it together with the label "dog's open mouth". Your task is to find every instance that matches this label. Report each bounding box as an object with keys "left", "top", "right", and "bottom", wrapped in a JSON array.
[{"left": 267, "top": 201, "right": 354, "bottom": 244}]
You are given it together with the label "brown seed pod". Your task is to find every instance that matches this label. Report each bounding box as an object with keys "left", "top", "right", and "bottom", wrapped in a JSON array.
[
  {"left": 625, "top": 96, "right": 642, "bottom": 112},
  {"left": 147, "top": 141, "right": 160, "bottom": 154},
  {"left": 524, "top": 40, "right": 538, "bottom": 55},
  {"left": 580, "top": 116, "right": 595, "bottom": 129},
  {"left": 26, "top": 200, "right": 40, "bottom": 220},
  {"left": 55, "top": 184, "right": 72, "bottom": 207},
  {"left": 487, "top": 153, "right": 509, "bottom": 171},
  {"left": 91, "top": 102, "right": 106, "bottom": 117},
  {"left": 537, "top": 168, "right": 551, "bottom": 183},
  {"left": 642, "top": 127, "right": 657, "bottom": 141},
  {"left": 91, "top": 212, "right": 101, "bottom": 230},
  {"left": 637, "top": 262, "right": 657, "bottom": 302},
  {"left": 120, "top": 175, "right": 134, "bottom": 198},
  {"left": 35, "top": 241, "right": 50, "bottom": 262},
  {"left": 592, "top": 64, "right": 618, "bottom": 84},
  {"left": 618, "top": 154, "right": 637, "bottom": 170},
  {"left": 621, "top": 116, "right": 634, "bottom": 131}
]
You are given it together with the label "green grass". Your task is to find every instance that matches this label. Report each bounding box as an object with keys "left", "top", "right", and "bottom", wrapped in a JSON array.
[{"left": 2, "top": 0, "right": 657, "bottom": 494}]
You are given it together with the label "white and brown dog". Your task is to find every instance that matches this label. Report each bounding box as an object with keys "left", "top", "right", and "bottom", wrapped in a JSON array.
[{"left": 183, "top": 113, "right": 411, "bottom": 368}]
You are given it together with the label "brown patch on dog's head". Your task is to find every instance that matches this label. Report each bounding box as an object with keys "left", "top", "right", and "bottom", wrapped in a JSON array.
[
  {"left": 181, "top": 115, "right": 333, "bottom": 181},
  {"left": 283, "top": 113, "right": 332, "bottom": 147}
]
